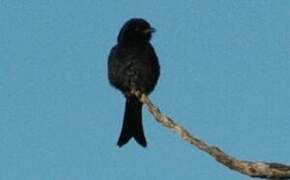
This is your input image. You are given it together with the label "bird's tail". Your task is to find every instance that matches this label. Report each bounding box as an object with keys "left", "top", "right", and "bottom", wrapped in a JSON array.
[{"left": 117, "top": 96, "right": 147, "bottom": 147}]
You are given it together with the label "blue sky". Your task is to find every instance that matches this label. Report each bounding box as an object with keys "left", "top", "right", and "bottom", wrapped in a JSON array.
[{"left": 1, "top": 1, "right": 290, "bottom": 180}]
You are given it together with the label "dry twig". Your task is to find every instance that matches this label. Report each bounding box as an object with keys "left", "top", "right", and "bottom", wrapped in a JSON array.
[{"left": 134, "top": 91, "right": 290, "bottom": 179}]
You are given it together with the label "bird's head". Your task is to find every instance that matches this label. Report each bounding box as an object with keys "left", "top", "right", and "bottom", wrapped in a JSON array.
[{"left": 117, "top": 18, "right": 155, "bottom": 43}]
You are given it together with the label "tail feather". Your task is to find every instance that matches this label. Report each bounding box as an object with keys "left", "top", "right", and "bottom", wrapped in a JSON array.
[{"left": 117, "top": 96, "right": 147, "bottom": 147}]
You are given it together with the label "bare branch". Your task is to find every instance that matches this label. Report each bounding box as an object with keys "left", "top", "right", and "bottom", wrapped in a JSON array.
[{"left": 134, "top": 91, "right": 290, "bottom": 179}]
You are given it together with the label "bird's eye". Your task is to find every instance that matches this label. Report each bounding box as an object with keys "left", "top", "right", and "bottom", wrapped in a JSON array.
[{"left": 135, "top": 27, "right": 140, "bottom": 31}]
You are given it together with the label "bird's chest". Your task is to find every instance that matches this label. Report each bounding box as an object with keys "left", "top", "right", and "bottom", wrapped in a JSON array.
[
  {"left": 118, "top": 44, "right": 148, "bottom": 62},
  {"left": 115, "top": 45, "right": 150, "bottom": 73},
  {"left": 113, "top": 46, "right": 151, "bottom": 89}
]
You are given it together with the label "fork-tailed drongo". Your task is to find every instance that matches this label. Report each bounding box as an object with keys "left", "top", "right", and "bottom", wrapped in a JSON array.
[{"left": 108, "top": 18, "right": 160, "bottom": 147}]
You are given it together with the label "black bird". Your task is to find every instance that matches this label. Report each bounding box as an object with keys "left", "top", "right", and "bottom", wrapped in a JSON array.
[{"left": 108, "top": 18, "right": 160, "bottom": 147}]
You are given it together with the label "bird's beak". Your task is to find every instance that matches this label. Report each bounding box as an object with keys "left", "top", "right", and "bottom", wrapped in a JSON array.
[{"left": 143, "top": 27, "right": 156, "bottom": 34}]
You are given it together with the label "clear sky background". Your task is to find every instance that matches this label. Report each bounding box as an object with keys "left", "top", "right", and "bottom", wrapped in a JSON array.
[{"left": 1, "top": 1, "right": 290, "bottom": 180}]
